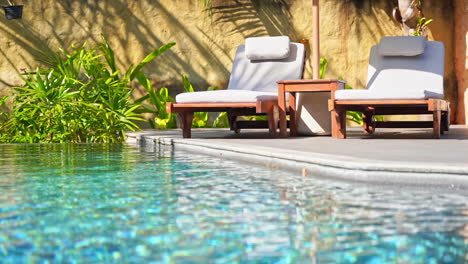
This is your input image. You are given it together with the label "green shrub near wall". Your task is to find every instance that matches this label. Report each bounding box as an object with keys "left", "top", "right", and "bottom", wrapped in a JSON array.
[{"left": 0, "top": 38, "right": 175, "bottom": 143}]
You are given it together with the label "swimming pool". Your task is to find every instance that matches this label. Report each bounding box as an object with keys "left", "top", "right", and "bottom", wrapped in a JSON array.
[{"left": 0, "top": 144, "right": 467, "bottom": 263}]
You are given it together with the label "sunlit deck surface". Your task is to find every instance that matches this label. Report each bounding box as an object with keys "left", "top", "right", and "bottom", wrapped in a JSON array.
[{"left": 128, "top": 125, "right": 468, "bottom": 189}]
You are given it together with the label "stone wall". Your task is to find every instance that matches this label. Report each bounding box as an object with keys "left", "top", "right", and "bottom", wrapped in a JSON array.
[{"left": 0, "top": 0, "right": 461, "bottom": 122}]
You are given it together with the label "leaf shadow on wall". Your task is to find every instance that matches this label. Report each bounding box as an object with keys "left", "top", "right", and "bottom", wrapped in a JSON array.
[
  {"left": 211, "top": 0, "right": 298, "bottom": 40},
  {"left": 0, "top": 0, "right": 398, "bottom": 94},
  {"left": 0, "top": 0, "right": 234, "bottom": 96},
  {"left": 209, "top": 0, "right": 302, "bottom": 75}
]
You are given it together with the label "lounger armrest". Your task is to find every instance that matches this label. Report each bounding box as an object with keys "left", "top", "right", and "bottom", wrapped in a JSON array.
[
  {"left": 166, "top": 102, "right": 174, "bottom": 114},
  {"left": 277, "top": 79, "right": 346, "bottom": 85}
]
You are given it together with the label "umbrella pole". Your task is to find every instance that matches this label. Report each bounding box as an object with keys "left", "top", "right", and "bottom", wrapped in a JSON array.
[{"left": 312, "top": 0, "right": 320, "bottom": 79}]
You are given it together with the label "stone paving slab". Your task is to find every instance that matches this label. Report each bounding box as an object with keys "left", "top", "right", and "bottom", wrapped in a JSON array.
[{"left": 127, "top": 125, "right": 468, "bottom": 189}]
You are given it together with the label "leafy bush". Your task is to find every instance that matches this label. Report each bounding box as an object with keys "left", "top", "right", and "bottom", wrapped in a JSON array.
[
  {"left": 181, "top": 75, "right": 229, "bottom": 128},
  {"left": 0, "top": 37, "right": 175, "bottom": 143},
  {"left": 134, "top": 73, "right": 178, "bottom": 130},
  {"left": 137, "top": 74, "right": 229, "bottom": 129}
]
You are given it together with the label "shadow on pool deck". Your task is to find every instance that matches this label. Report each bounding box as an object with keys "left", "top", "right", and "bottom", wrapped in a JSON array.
[{"left": 128, "top": 125, "right": 468, "bottom": 188}]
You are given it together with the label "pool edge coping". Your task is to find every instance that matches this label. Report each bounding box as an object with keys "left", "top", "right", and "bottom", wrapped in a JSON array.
[{"left": 127, "top": 134, "right": 468, "bottom": 190}]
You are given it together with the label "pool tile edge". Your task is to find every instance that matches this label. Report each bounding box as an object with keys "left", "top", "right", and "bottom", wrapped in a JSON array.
[{"left": 128, "top": 133, "right": 468, "bottom": 190}]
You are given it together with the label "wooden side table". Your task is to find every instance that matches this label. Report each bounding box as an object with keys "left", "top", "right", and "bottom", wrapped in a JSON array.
[{"left": 277, "top": 79, "right": 346, "bottom": 137}]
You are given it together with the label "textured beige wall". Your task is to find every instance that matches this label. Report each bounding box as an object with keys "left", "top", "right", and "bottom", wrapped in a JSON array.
[{"left": 0, "top": 0, "right": 459, "bottom": 120}]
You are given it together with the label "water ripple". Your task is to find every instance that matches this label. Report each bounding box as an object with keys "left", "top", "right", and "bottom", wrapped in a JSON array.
[{"left": 0, "top": 144, "right": 466, "bottom": 263}]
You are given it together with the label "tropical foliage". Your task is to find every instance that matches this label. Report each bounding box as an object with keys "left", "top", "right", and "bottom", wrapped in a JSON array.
[
  {"left": 0, "top": 37, "right": 176, "bottom": 143},
  {"left": 134, "top": 73, "right": 177, "bottom": 130},
  {"left": 413, "top": 16, "right": 433, "bottom": 36},
  {"left": 137, "top": 73, "right": 229, "bottom": 129},
  {"left": 411, "top": 0, "right": 432, "bottom": 36}
]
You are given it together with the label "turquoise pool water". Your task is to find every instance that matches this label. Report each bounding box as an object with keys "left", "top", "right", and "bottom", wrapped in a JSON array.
[{"left": 0, "top": 144, "right": 467, "bottom": 263}]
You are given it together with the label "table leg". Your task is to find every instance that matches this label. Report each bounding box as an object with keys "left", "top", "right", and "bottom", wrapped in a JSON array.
[
  {"left": 331, "top": 107, "right": 346, "bottom": 139},
  {"left": 278, "top": 84, "right": 288, "bottom": 137},
  {"left": 289, "top": 92, "right": 297, "bottom": 136}
]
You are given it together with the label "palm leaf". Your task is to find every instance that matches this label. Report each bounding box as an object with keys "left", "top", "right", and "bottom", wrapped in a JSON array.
[{"left": 129, "top": 42, "right": 176, "bottom": 81}]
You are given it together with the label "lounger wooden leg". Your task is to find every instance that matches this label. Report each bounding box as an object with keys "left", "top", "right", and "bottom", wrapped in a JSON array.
[
  {"left": 363, "top": 111, "right": 375, "bottom": 134},
  {"left": 179, "top": 112, "right": 194, "bottom": 138},
  {"left": 442, "top": 110, "right": 450, "bottom": 132},
  {"left": 267, "top": 106, "right": 278, "bottom": 137},
  {"left": 432, "top": 110, "right": 441, "bottom": 139},
  {"left": 331, "top": 107, "right": 346, "bottom": 139},
  {"left": 440, "top": 111, "right": 446, "bottom": 135},
  {"left": 363, "top": 107, "right": 375, "bottom": 134},
  {"left": 228, "top": 112, "right": 240, "bottom": 134},
  {"left": 289, "top": 92, "right": 297, "bottom": 137},
  {"left": 278, "top": 84, "right": 288, "bottom": 137}
]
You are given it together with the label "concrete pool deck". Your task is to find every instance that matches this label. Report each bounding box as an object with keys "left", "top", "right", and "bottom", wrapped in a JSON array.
[{"left": 127, "top": 125, "right": 468, "bottom": 189}]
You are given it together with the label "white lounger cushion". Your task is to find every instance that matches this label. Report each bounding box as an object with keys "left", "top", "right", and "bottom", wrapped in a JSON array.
[
  {"left": 175, "top": 40, "right": 304, "bottom": 103},
  {"left": 336, "top": 40, "right": 445, "bottom": 101},
  {"left": 378, "top": 36, "right": 426, "bottom": 56},
  {"left": 245, "top": 36, "right": 290, "bottom": 60},
  {"left": 176, "top": 90, "right": 278, "bottom": 103},
  {"left": 335, "top": 89, "right": 443, "bottom": 100},
  {"left": 228, "top": 43, "right": 304, "bottom": 93}
]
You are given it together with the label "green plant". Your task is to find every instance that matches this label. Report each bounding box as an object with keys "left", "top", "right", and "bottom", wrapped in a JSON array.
[
  {"left": 412, "top": 16, "right": 433, "bottom": 36},
  {"left": 320, "top": 58, "right": 328, "bottom": 79},
  {"left": 408, "top": 0, "right": 432, "bottom": 36},
  {"left": 346, "top": 110, "right": 364, "bottom": 126},
  {"left": 181, "top": 74, "right": 207, "bottom": 128},
  {"left": 212, "top": 112, "right": 230, "bottom": 128},
  {"left": 137, "top": 74, "right": 229, "bottom": 129},
  {"left": 0, "top": 37, "right": 176, "bottom": 143},
  {"left": 0, "top": 96, "right": 10, "bottom": 142},
  {"left": 102, "top": 38, "right": 176, "bottom": 133},
  {"left": 0, "top": 96, "right": 9, "bottom": 120},
  {"left": 134, "top": 73, "right": 177, "bottom": 129},
  {"left": 181, "top": 74, "right": 229, "bottom": 128}
]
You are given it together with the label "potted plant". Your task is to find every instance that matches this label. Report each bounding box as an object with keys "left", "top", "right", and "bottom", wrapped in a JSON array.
[{"left": 3, "top": 0, "right": 23, "bottom": 20}]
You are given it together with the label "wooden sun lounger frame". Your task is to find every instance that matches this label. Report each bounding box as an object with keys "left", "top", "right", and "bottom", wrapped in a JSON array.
[
  {"left": 166, "top": 101, "right": 279, "bottom": 138},
  {"left": 167, "top": 49, "right": 306, "bottom": 138},
  {"left": 328, "top": 99, "right": 450, "bottom": 139}
]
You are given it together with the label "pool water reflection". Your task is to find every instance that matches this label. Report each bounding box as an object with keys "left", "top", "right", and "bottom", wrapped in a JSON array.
[{"left": 0, "top": 144, "right": 467, "bottom": 263}]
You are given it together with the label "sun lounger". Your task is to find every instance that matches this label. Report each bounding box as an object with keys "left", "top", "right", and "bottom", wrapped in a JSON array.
[
  {"left": 329, "top": 36, "right": 449, "bottom": 139},
  {"left": 167, "top": 36, "right": 305, "bottom": 138}
]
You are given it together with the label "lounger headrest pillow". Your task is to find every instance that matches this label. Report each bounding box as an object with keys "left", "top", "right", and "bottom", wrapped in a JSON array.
[
  {"left": 245, "top": 36, "right": 290, "bottom": 60},
  {"left": 378, "top": 36, "right": 427, "bottom": 56}
]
